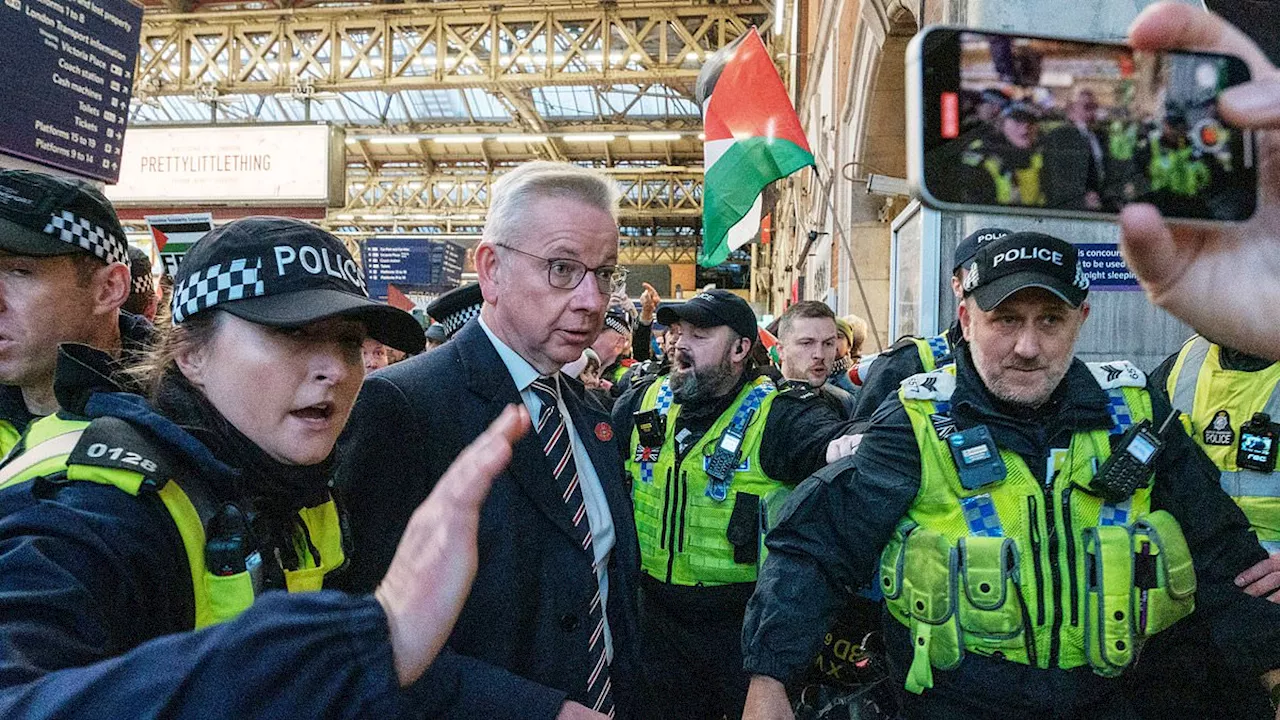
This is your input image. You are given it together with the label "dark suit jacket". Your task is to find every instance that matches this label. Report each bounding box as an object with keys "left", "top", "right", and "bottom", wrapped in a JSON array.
[{"left": 332, "top": 320, "right": 642, "bottom": 720}]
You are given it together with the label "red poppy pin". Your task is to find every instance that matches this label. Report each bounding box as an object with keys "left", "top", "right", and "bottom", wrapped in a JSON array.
[{"left": 595, "top": 422, "right": 614, "bottom": 442}]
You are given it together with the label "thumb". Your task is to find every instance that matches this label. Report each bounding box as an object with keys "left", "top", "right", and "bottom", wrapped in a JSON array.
[{"left": 1118, "top": 203, "right": 1186, "bottom": 295}]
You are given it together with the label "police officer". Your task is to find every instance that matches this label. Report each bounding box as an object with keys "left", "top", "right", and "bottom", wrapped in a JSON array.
[
  {"left": 0, "top": 216, "right": 526, "bottom": 716},
  {"left": 960, "top": 103, "right": 1046, "bottom": 207},
  {"left": 0, "top": 170, "right": 152, "bottom": 455},
  {"left": 851, "top": 228, "right": 1010, "bottom": 423},
  {"left": 740, "top": 231, "right": 1280, "bottom": 720},
  {"left": 1124, "top": 338, "right": 1280, "bottom": 718},
  {"left": 425, "top": 281, "right": 483, "bottom": 342},
  {"left": 595, "top": 301, "right": 639, "bottom": 390},
  {"left": 612, "top": 289, "right": 853, "bottom": 720}
]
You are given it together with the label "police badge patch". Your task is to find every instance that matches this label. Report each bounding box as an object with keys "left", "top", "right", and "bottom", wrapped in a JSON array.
[{"left": 1203, "top": 410, "right": 1235, "bottom": 446}]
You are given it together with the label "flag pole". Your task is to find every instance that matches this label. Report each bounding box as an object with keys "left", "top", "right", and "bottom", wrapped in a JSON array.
[{"left": 815, "top": 168, "right": 885, "bottom": 353}]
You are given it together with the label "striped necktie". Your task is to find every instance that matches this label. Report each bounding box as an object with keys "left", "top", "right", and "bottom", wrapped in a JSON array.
[{"left": 529, "top": 375, "right": 614, "bottom": 718}]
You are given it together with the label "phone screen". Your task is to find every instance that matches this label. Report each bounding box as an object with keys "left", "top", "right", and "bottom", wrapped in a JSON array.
[{"left": 919, "top": 29, "right": 1256, "bottom": 221}]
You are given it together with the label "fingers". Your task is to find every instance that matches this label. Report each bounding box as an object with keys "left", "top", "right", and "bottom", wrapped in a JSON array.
[
  {"left": 1236, "top": 554, "right": 1280, "bottom": 589},
  {"left": 1129, "top": 2, "right": 1273, "bottom": 75},
  {"left": 437, "top": 405, "right": 531, "bottom": 508},
  {"left": 1221, "top": 77, "right": 1280, "bottom": 130},
  {"left": 642, "top": 282, "right": 658, "bottom": 296}
]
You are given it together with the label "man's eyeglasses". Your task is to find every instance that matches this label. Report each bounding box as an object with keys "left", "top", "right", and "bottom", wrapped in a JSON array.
[{"left": 495, "top": 243, "right": 628, "bottom": 295}]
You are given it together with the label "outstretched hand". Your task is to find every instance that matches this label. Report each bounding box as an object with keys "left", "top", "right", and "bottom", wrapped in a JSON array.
[
  {"left": 375, "top": 404, "right": 531, "bottom": 686},
  {"left": 1120, "top": 2, "right": 1280, "bottom": 361}
]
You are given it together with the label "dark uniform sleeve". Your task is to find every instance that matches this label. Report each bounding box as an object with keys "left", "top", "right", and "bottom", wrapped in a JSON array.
[
  {"left": 0, "top": 484, "right": 440, "bottom": 719},
  {"left": 759, "top": 386, "right": 855, "bottom": 483},
  {"left": 1147, "top": 388, "right": 1280, "bottom": 677},
  {"left": 632, "top": 322, "right": 653, "bottom": 363},
  {"left": 851, "top": 343, "right": 926, "bottom": 423},
  {"left": 743, "top": 399, "right": 922, "bottom": 681},
  {"left": 610, "top": 375, "right": 655, "bottom": 463},
  {"left": 1146, "top": 351, "right": 1178, "bottom": 404}
]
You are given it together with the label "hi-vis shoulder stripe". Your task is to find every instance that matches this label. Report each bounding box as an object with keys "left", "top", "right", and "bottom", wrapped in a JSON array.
[
  {"left": 901, "top": 370, "right": 956, "bottom": 402},
  {"left": 1087, "top": 360, "right": 1146, "bottom": 390}
]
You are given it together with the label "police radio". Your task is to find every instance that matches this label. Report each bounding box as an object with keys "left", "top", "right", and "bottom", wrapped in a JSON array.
[
  {"left": 1237, "top": 413, "right": 1279, "bottom": 473},
  {"left": 705, "top": 411, "right": 754, "bottom": 502},
  {"left": 1089, "top": 412, "right": 1181, "bottom": 503}
]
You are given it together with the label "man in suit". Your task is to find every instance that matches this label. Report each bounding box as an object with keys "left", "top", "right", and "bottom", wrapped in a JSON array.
[{"left": 334, "top": 161, "right": 638, "bottom": 720}]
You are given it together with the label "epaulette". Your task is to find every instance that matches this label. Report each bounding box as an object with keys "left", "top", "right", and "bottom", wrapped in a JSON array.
[
  {"left": 1086, "top": 360, "right": 1147, "bottom": 390},
  {"left": 66, "top": 416, "right": 177, "bottom": 489},
  {"left": 900, "top": 370, "right": 956, "bottom": 402},
  {"left": 778, "top": 379, "right": 820, "bottom": 401}
]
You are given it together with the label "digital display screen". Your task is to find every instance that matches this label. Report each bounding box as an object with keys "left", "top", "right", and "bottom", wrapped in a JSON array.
[
  {"left": 720, "top": 433, "right": 741, "bottom": 454},
  {"left": 922, "top": 30, "right": 1255, "bottom": 221},
  {"left": 1242, "top": 432, "right": 1273, "bottom": 459},
  {"left": 1127, "top": 434, "right": 1158, "bottom": 464},
  {"left": 962, "top": 444, "right": 992, "bottom": 465}
]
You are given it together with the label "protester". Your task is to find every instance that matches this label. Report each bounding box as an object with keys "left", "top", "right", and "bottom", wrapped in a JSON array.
[
  {"left": 0, "top": 215, "right": 527, "bottom": 717},
  {"left": 362, "top": 338, "right": 390, "bottom": 373},
  {"left": 335, "top": 161, "right": 641, "bottom": 720},
  {"left": 776, "top": 301, "right": 855, "bottom": 419},
  {"left": 1120, "top": 1, "right": 1280, "bottom": 361}
]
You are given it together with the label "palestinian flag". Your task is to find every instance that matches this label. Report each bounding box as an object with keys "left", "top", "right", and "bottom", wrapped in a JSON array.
[{"left": 697, "top": 28, "right": 814, "bottom": 268}]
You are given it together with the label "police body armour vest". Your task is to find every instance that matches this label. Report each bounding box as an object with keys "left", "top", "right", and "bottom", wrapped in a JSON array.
[
  {"left": 0, "top": 414, "right": 344, "bottom": 628},
  {"left": 1167, "top": 336, "right": 1280, "bottom": 552},
  {"left": 627, "top": 375, "right": 790, "bottom": 586},
  {"left": 881, "top": 362, "right": 1195, "bottom": 694}
]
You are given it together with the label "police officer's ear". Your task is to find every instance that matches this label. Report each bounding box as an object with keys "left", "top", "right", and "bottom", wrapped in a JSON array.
[
  {"left": 958, "top": 296, "right": 975, "bottom": 341},
  {"left": 89, "top": 261, "right": 133, "bottom": 317},
  {"left": 729, "top": 332, "right": 753, "bottom": 364},
  {"left": 475, "top": 241, "right": 502, "bottom": 305}
]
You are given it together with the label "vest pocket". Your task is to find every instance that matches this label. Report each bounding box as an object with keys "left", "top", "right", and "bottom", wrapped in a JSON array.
[
  {"left": 203, "top": 569, "right": 255, "bottom": 625},
  {"left": 901, "top": 527, "right": 963, "bottom": 670},
  {"left": 956, "top": 536, "right": 1025, "bottom": 648},
  {"left": 879, "top": 521, "right": 915, "bottom": 601},
  {"left": 1083, "top": 525, "right": 1134, "bottom": 676},
  {"left": 1131, "top": 511, "right": 1196, "bottom": 637}
]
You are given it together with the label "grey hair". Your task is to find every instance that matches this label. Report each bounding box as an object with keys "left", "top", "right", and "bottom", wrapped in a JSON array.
[{"left": 483, "top": 161, "right": 622, "bottom": 248}]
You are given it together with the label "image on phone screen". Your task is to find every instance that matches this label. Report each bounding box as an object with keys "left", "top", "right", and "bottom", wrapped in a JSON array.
[{"left": 919, "top": 30, "right": 1256, "bottom": 221}]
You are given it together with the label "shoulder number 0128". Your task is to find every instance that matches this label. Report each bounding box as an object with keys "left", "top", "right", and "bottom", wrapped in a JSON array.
[{"left": 85, "top": 443, "right": 159, "bottom": 473}]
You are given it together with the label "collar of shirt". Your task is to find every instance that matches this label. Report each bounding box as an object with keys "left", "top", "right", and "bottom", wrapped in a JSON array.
[{"left": 478, "top": 315, "right": 550, "bottom": 416}]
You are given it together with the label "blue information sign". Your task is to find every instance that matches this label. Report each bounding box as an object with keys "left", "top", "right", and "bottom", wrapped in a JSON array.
[
  {"left": 361, "top": 237, "right": 466, "bottom": 301},
  {"left": 1077, "top": 243, "right": 1140, "bottom": 290},
  {"left": 0, "top": 0, "right": 142, "bottom": 182}
]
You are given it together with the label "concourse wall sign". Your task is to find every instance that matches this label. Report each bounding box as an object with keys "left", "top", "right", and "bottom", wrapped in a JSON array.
[{"left": 0, "top": 0, "right": 143, "bottom": 183}]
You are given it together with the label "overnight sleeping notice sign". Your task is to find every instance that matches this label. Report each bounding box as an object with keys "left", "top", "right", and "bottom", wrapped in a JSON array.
[{"left": 0, "top": 0, "right": 143, "bottom": 182}]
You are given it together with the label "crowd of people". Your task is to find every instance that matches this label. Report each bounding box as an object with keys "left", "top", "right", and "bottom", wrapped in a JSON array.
[{"left": 0, "top": 2, "right": 1274, "bottom": 719}]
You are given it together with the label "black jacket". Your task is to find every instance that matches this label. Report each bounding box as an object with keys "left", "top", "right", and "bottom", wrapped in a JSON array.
[
  {"left": 851, "top": 323, "right": 963, "bottom": 424},
  {"left": 743, "top": 347, "right": 1280, "bottom": 714},
  {"left": 333, "top": 319, "right": 643, "bottom": 720},
  {"left": 0, "top": 345, "right": 447, "bottom": 718}
]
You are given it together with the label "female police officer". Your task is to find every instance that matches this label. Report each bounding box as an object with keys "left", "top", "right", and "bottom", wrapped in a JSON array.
[{"left": 0, "top": 216, "right": 529, "bottom": 717}]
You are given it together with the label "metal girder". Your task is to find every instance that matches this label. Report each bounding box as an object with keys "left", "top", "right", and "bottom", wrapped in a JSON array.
[
  {"left": 339, "top": 168, "right": 703, "bottom": 220},
  {"left": 135, "top": 1, "right": 773, "bottom": 98}
]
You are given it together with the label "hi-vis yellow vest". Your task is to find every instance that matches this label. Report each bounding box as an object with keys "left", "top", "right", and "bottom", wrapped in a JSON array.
[
  {"left": 1167, "top": 336, "right": 1280, "bottom": 552},
  {"left": 627, "top": 375, "right": 791, "bottom": 586},
  {"left": 0, "top": 413, "right": 344, "bottom": 628},
  {"left": 881, "top": 362, "right": 1195, "bottom": 694}
]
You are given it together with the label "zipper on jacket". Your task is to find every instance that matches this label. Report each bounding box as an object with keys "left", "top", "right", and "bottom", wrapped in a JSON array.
[
  {"left": 677, "top": 471, "right": 689, "bottom": 553},
  {"left": 1043, "top": 470, "right": 1064, "bottom": 668},
  {"left": 659, "top": 467, "right": 673, "bottom": 551},
  {"left": 1027, "top": 495, "right": 1046, "bottom": 626},
  {"left": 1062, "top": 488, "right": 1079, "bottom": 627}
]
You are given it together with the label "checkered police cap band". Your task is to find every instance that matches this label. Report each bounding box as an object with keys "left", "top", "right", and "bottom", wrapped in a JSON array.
[
  {"left": 43, "top": 210, "right": 131, "bottom": 266},
  {"left": 441, "top": 303, "right": 481, "bottom": 337},
  {"left": 131, "top": 272, "right": 154, "bottom": 296},
  {"left": 171, "top": 257, "right": 265, "bottom": 323}
]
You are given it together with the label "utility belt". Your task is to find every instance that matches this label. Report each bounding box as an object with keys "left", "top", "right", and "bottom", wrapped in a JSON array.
[{"left": 881, "top": 511, "right": 1194, "bottom": 683}]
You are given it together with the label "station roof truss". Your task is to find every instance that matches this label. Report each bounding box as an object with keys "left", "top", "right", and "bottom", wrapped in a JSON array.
[{"left": 126, "top": 0, "right": 782, "bottom": 262}]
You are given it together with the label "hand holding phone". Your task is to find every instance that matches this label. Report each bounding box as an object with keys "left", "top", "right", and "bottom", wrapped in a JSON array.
[
  {"left": 1118, "top": 1, "right": 1280, "bottom": 364},
  {"left": 908, "top": 23, "right": 1257, "bottom": 223}
]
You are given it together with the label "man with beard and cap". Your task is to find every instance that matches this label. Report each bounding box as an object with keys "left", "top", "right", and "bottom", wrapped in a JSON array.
[
  {"left": 611, "top": 289, "right": 854, "bottom": 720},
  {"left": 0, "top": 169, "right": 151, "bottom": 458},
  {"left": 741, "top": 231, "right": 1280, "bottom": 720},
  {"left": 335, "top": 161, "right": 641, "bottom": 720},
  {"left": 851, "top": 228, "right": 1010, "bottom": 424}
]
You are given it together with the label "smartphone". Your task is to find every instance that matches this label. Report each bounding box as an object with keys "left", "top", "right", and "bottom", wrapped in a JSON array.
[{"left": 907, "top": 26, "right": 1257, "bottom": 222}]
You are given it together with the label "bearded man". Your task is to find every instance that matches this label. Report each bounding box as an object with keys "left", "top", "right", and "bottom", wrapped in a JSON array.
[{"left": 611, "top": 288, "right": 852, "bottom": 720}]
